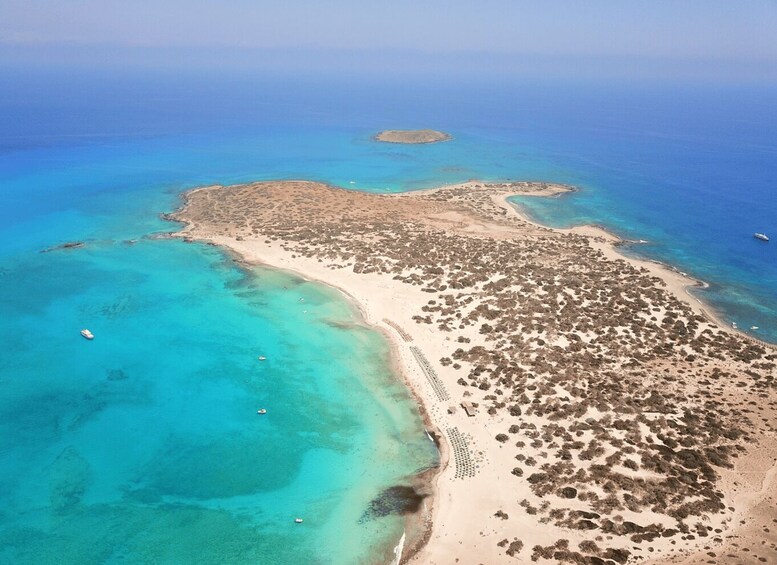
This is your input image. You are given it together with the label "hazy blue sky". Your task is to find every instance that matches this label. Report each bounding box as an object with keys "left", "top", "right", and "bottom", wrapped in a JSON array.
[{"left": 2, "top": 1, "right": 777, "bottom": 80}]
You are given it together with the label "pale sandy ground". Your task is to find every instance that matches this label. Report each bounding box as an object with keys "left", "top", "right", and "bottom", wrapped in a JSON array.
[{"left": 172, "top": 180, "right": 777, "bottom": 565}]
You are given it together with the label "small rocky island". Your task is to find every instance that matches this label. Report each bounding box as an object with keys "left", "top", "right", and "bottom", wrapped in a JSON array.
[{"left": 375, "top": 129, "right": 451, "bottom": 144}]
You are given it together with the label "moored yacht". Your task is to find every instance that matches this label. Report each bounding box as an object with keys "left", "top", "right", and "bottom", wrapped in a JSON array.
[
  {"left": 754, "top": 233, "right": 769, "bottom": 241},
  {"left": 80, "top": 329, "right": 94, "bottom": 340}
]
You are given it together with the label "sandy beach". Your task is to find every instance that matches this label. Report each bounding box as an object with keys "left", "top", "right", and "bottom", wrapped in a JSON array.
[{"left": 171, "top": 180, "right": 777, "bottom": 564}]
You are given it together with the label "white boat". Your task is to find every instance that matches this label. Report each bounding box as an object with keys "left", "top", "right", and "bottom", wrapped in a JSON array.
[
  {"left": 80, "top": 329, "right": 94, "bottom": 340},
  {"left": 754, "top": 233, "right": 769, "bottom": 242},
  {"left": 258, "top": 356, "right": 267, "bottom": 361},
  {"left": 295, "top": 518, "right": 304, "bottom": 524},
  {"left": 751, "top": 326, "right": 759, "bottom": 330},
  {"left": 257, "top": 409, "right": 267, "bottom": 415}
]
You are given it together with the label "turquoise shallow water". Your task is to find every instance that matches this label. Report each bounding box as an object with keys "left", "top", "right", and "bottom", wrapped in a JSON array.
[
  {"left": 0, "top": 238, "right": 437, "bottom": 564},
  {"left": 1, "top": 69, "right": 776, "bottom": 563}
]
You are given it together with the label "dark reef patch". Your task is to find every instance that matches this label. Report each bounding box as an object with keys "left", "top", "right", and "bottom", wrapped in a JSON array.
[
  {"left": 107, "top": 369, "right": 128, "bottom": 381},
  {"left": 360, "top": 485, "right": 428, "bottom": 522},
  {"left": 40, "top": 241, "right": 85, "bottom": 253},
  {"left": 323, "top": 319, "right": 361, "bottom": 331}
]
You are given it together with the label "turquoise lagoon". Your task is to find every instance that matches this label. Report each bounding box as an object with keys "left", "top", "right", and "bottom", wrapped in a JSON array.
[
  {"left": 1, "top": 69, "right": 777, "bottom": 563},
  {"left": 0, "top": 234, "right": 438, "bottom": 564}
]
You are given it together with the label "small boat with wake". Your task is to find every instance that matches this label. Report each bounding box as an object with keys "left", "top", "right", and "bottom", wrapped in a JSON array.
[
  {"left": 754, "top": 233, "right": 769, "bottom": 242},
  {"left": 80, "top": 329, "right": 94, "bottom": 340}
]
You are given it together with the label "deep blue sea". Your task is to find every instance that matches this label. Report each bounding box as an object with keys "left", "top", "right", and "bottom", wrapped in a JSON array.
[{"left": 1, "top": 67, "right": 776, "bottom": 563}]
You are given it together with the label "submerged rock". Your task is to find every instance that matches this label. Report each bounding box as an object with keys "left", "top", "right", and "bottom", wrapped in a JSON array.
[
  {"left": 40, "top": 241, "right": 85, "bottom": 253},
  {"left": 107, "top": 369, "right": 128, "bottom": 381},
  {"left": 46, "top": 446, "right": 93, "bottom": 513},
  {"left": 359, "top": 485, "right": 427, "bottom": 522}
]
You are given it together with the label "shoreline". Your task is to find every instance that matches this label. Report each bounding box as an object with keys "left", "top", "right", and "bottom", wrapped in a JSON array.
[
  {"left": 215, "top": 245, "right": 446, "bottom": 564},
  {"left": 170, "top": 179, "right": 777, "bottom": 564}
]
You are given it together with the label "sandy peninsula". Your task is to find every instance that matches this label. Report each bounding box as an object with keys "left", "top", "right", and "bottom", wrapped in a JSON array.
[
  {"left": 171, "top": 180, "right": 777, "bottom": 565},
  {"left": 375, "top": 129, "right": 452, "bottom": 144}
]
